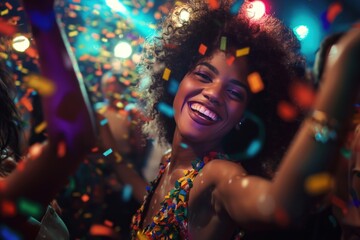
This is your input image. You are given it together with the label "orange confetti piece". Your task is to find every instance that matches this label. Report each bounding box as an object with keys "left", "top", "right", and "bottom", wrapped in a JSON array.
[
  {"left": 236, "top": 47, "right": 250, "bottom": 57},
  {"left": 247, "top": 72, "right": 264, "bottom": 93},
  {"left": 19, "top": 97, "right": 33, "bottom": 112},
  {"left": 208, "top": 0, "right": 220, "bottom": 9},
  {"left": 89, "top": 224, "right": 115, "bottom": 237},
  {"left": 327, "top": 3, "right": 343, "bottom": 23},
  {"left": 25, "top": 47, "right": 38, "bottom": 58},
  {"left": 198, "top": 43, "right": 207, "bottom": 55},
  {"left": 28, "top": 143, "right": 44, "bottom": 160},
  {"left": 277, "top": 101, "right": 298, "bottom": 122},
  {"left": 0, "top": 19, "right": 16, "bottom": 36},
  {"left": 81, "top": 194, "right": 90, "bottom": 202},
  {"left": 331, "top": 195, "right": 348, "bottom": 215},
  {"left": 305, "top": 172, "right": 333, "bottom": 195},
  {"left": 162, "top": 68, "right": 171, "bottom": 81},
  {"left": 35, "top": 121, "right": 47, "bottom": 134},
  {"left": 17, "top": 161, "right": 25, "bottom": 172},
  {"left": 1, "top": 200, "right": 16, "bottom": 217},
  {"left": 57, "top": 141, "right": 67, "bottom": 158},
  {"left": 104, "top": 220, "right": 114, "bottom": 227},
  {"left": 290, "top": 82, "right": 315, "bottom": 109},
  {"left": 5, "top": 2, "right": 13, "bottom": 10},
  {"left": 226, "top": 55, "right": 235, "bottom": 66}
]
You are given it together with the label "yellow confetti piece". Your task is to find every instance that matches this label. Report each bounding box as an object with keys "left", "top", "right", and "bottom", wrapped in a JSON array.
[
  {"left": 35, "top": 121, "right": 47, "bottom": 134},
  {"left": 247, "top": 72, "right": 264, "bottom": 93},
  {"left": 162, "top": 67, "right": 171, "bottom": 81},
  {"left": 1, "top": 9, "right": 9, "bottom": 16},
  {"left": 236, "top": 47, "right": 250, "bottom": 57},
  {"left": 24, "top": 74, "right": 56, "bottom": 96},
  {"left": 0, "top": 52, "right": 8, "bottom": 59},
  {"left": 305, "top": 173, "right": 333, "bottom": 195},
  {"left": 68, "top": 31, "right": 79, "bottom": 37}
]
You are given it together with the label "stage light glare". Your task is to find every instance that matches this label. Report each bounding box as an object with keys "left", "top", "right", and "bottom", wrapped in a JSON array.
[
  {"left": 12, "top": 35, "right": 30, "bottom": 52},
  {"left": 105, "top": 0, "right": 128, "bottom": 14},
  {"left": 114, "top": 41, "right": 132, "bottom": 59},
  {"left": 246, "top": 1, "right": 266, "bottom": 20},
  {"left": 294, "top": 25, "right": 309, "bottom": 40}
]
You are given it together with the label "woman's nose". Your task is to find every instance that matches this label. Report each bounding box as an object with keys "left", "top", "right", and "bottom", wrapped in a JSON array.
[{"left": 202, "top": 82, "right": 223, "bottom": 105}]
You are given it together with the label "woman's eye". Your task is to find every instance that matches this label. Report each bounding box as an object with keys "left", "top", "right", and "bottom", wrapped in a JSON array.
[
  {"left": 227, "top": 89, "right": 245, "bottom": 101},
  {"left": 194, "top": 72, "right": 212, "bottom": 82}
]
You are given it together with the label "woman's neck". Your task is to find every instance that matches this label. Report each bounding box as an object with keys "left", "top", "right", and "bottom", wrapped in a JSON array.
[{"left": 169, "top": 129, "right": 223, "bottom": 172}]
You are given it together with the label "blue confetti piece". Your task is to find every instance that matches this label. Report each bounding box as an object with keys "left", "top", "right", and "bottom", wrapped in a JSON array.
[
  {"left": 125, "top": 103, "right": 137, "bottom": 111},
  {"left": 168, "top": 79, "right": 179, "bottom": 95},
  {"left": 103, "top": 148, "right": 113, "bottom": 157},
  {"left": 100, "top": 118, "right": 108, "bottom": 126},
  {"left": 246, "top": 139, "right": 261, "bottom": 157},
  {"left": 158, "top": 102, "right": 174, "bottom": 118},
  {"left": 180, "top": 142, "right": 188, "bottom": 149},
  {"left": 122, "top": 184, "right": 133, "bottom": 202},
  {"left": 0, "top": 226, "right": 22, "bottom": 240},
  {"left": 230, "top": 0, "right": 244, "bottom": 15}
]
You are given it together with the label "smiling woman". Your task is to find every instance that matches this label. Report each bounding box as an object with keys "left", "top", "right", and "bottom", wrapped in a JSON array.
[{"left": 95, "top": 0, "right": 360, "bottom": 239}]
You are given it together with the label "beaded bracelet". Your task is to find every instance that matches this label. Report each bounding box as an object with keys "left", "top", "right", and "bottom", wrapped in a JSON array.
[{"left": 308, "top": 110, "right": 338, "bottom": 143}]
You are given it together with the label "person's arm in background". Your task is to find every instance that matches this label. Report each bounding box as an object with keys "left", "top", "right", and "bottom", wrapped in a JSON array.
[
  {"left": 0, "top": 0, "right": 96, "bottom": 229},
  {"left": 96, "top": 112, "right": 148, "bottom": 203}
]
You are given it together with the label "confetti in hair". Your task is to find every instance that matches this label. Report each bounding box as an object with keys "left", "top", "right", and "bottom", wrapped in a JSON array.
[
  {"left": 162, "top": 68, "right": 171, "bottom": 81},
  {"left": 236, "top": 47, "right": 250, "bottom": 57},
  {"left": 220, "top": 36, "right": 227, "bottom": 51},
  {"left": 198, "top": 43, "right": 208, "bottom": 55},
  {"left": 247, "top": 72, "right": 264, "bottom": 93}
]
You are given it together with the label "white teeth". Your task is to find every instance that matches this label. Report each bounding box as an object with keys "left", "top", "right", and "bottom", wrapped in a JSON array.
[{"left": 190, "top": 103, "right": 219, "bottom": 121}]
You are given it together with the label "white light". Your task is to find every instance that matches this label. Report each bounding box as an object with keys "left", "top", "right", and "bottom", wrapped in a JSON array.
[
  {"left": 12, "top": 35, "right": 30, "bottom": 52},
  {"left": 179, "top": 9, "right": 190, "bottom": 23},
  {"left": 114, "top": 41, "right": 132, "bottom": 59},
  {"left": 105, "top": 0, "right": 128, "bottom": 14},
  {"left": 294, "top": 25, "right": 309, "bottom": 40},
  {"left": 246, "top": 1, "right": 266, "bottom": 20}
]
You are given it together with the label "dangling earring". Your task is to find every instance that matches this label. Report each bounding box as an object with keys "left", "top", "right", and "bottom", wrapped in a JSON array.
[{"left": 235, "top": 117, "right": 246, "bottom": 130}]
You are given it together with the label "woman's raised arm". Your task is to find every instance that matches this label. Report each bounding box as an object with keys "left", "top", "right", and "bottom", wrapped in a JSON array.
[{"left": 1, "top": 0, "right": 96, "bottom": 209}]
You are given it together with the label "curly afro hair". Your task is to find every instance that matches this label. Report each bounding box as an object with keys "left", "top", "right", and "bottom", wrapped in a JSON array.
[{"left": 139, "top": 0, "right": 305, "bottom": 176}]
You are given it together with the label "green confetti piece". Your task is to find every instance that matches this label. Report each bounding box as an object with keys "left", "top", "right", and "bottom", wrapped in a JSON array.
[
  {"left": 220, "top": 36, "right": 227, "bottom": 51},
  {"left": 340, "top": 147, "right": 352, "bottom": 160},
  {"left": 18, "top": 198, "right": 43, "bottom": 219}
]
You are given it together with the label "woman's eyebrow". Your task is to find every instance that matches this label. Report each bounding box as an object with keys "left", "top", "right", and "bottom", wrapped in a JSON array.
[
  {"left": 197, "top": 62, "right": 219, "bottom": 75},
  {"left": 230, "top": 79, "right": 250, "bottom": 94}
]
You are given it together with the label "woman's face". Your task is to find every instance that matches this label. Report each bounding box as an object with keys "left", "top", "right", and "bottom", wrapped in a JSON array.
[{"left": 173, "top": 50, "right": 250, "bottom": 146}]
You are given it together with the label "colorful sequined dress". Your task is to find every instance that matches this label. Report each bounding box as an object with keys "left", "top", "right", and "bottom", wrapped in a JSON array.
[{"left": 131, "top": 152, "right": 228, "bottom": 240}]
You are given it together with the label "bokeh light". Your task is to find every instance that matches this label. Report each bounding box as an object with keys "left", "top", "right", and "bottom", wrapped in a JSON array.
[
  {"left": 246, "top": 1, "right": 266, "bottom": 20},
  {"left": 114, "top": 41, "right": 132, "bottom": 59},
  {"left": 12, "top": 35, "right": 30, "bottom": 52}
]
